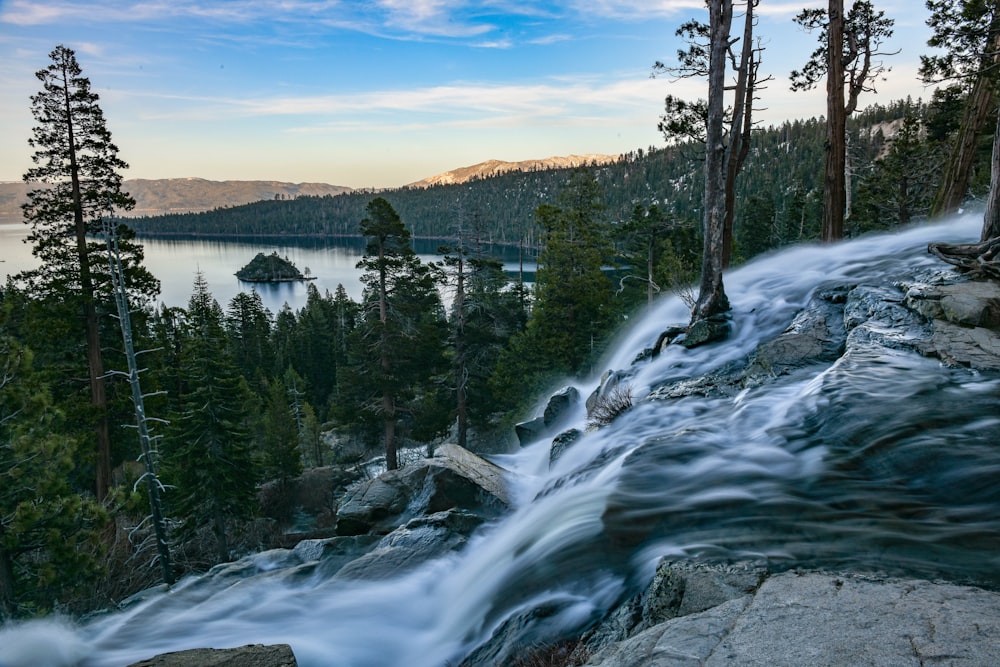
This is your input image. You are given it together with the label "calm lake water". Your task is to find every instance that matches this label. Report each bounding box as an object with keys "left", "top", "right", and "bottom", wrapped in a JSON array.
[{"left": 0, "top": 224, "right": 535, "bottom": 313}]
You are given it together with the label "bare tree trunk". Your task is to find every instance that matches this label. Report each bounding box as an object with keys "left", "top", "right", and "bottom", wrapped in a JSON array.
[
  {"left": 824, "top": 0, "right": 847, "bottom": 242},
  {"left": 982, "top": 102, "right": 1000, "bottom": 241},
  {"left": 454, "top": 251, "right": 467, "bottom": 449},
  {"left": 692, "top": 0, "right": 733, "bottom": 324},
  {"left": 377, "top": 250, "right": 398, "bottom": 471},
  {"left": 722, "top": 0, "right": 757, "bottom": 267}
]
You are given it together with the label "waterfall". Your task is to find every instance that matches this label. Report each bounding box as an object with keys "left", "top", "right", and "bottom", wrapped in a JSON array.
[{"left": 2, "top": 214, "right": 998, "bottom": 667}]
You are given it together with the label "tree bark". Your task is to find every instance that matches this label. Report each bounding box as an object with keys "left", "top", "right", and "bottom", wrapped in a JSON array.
[
  {"left": 692, "top": 0, "right": 733, "bottom": 323},
  {"left": 982, "top": 102, "right": 1000, "bottom": 241},
  {"left": 824, "top": 0, "right": 847, "bottom": 242},
  {"left": 931, "top": 28, "right": 1000, "bottom": 220},
  {"left": 60, "top": 68, "right": 111, "bottom": 502},
  {"left": 722, "top": 1, "right": 756, "bottom": 267},
  {"left": 0, "top": 543, "right": 15, "bottom": 621}
]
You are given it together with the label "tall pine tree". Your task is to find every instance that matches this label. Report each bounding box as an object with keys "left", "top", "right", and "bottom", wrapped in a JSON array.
[{"left": 20, "top": 45, "right": 157, "bottom": 501}]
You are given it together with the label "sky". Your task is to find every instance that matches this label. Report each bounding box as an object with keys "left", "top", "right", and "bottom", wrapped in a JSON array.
[{"left": 0, "top": 1, "right": 939, "bottom": 189}]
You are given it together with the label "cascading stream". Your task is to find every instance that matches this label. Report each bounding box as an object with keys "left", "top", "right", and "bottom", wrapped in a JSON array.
[{"left": 2, "top": 214, "right": 998, "bottom": 667}]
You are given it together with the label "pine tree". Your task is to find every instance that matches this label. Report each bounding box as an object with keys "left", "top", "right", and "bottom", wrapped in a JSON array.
[
  {"left": 19, "top": 45, "right": 158, "bottom": 501},
  {"left": 791, "top": 1, "right": 896, "bottom": 241},
  {"left": 921, "top": 0, "right": 1000, "bottom": 218},
  {"left": 165, "top": 273, "right": 258, "bottom": 563},
  {"left": 0, "top": 325, "right": 105, "bottom": 619},
  {"left": 225, "top": 291, "right": 274, "bottom": 383},
  {"left": 346, "top": 198, "right": 447, "bottom": 469},
  {"left": 261, "top": 376, "right": 303, "bottom": 483},
  {"left": 522, "top": 170, "right": 616, "bottom": 375}
]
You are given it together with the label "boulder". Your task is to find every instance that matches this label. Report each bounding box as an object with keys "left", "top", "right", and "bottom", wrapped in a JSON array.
[
  {"left": 549, "top": 428, "right": 583, "bottom": 465},
  {"left": 336, "top": 444, "right": 509, "bottom": 536},
  {"left": 515, "top": 386, "right": 582, "bottom": 446},
  {"left": 905, "top": 280, "right": 1000, "bottom": 328},
  {"left": 929, "top": 319, "right": 1000, "bottom": 370},
  {"left": 334, "top": 510, "right": 485, "bottom": 580},
  {"left": 583, "top": 569, "right": 1000, "bottom": 667},
  {"left": 747, "top": 289, "right": 846, "bottom": 376},
  {"left": 680, "top": 316, "right": 730, "bottom": 349},
  {"left": 127, "top": 644, "right": 296, "bottom": 667}
]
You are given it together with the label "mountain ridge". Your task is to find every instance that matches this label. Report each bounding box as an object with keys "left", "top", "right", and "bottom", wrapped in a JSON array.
[
  {"left": 406, "top": 154, "right": 620, "bottom": 188},
  {"left": 0, "top": 154, "right": 619, "bottom": 223},
  {"left": 0, "top": 178, "right": 352, "bottom": 222}
]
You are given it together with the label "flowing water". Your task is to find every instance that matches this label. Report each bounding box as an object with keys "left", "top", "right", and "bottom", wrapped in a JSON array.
[{"left": 3, "top": 214, "right": 999, "bottom": 667}]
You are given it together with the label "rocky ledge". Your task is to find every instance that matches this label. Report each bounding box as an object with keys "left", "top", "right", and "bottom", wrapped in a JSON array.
[{"left": 580, "top": 561, "right": 1000, "bottom": 667}]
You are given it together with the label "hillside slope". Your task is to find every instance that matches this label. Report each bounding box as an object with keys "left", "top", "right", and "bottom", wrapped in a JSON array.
[{"left": 0, "top": 178, "right": 352, "bottom": 222}]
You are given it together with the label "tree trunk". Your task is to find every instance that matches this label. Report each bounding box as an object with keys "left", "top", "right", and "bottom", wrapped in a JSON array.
[
  {"left": 59, "top": 63, "right": 111, "bottom": 502},
  {"left": 0, "top": 544, "right": 15, "bottom": 621},
  {"left": 982, "top": 102, "right": 1000, "bottom": 241},
  {"left": 824, "top": 0, "right": 847, "bottom": 242},
  {"left": 212, "top": 504, "right": 229, "bottom": 563},
  {"left": 931, "top": 41, "right": 1000, "bottom": 219},
  {"left": 692, "top": 0, "right": 733, "bottom": 323},
  {"left": 454, "top": 251, "right": 467, "bottom": 449},
  {"left": 722, "top": 1, "right": 756, "bottom": 267}
]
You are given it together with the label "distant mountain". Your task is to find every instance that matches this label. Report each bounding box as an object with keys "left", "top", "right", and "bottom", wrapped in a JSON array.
[
  {"left": 407, "top": 154, "right": 620, "bottom": 188},
  {"left": 0, "top": 178, "right": 353, "bottom": 223}
]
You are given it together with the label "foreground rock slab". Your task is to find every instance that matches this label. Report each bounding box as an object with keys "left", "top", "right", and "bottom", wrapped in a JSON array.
[
  {"left": 586, "top": 572, "right": 1000, "bottom": 666},
  {"left": 128, "top": 643, "right": 296, "bottom": 667}
]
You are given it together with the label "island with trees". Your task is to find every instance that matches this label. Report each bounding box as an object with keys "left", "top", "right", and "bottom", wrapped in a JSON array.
[{"left": 235, "top": 251, "right": 314, "bottom": 283}]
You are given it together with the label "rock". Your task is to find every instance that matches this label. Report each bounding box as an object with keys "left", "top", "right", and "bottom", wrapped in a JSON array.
[
  {"left": 544, "top": 386, "right": 581, "bottom": 428},
  {"left": 334, "top": 510, "right": 485, "bottom": 580},
  {"left": 127, "top": 644, "right": 296, "bottom": 667},
  {"left": 336, "top": 444, "right": 509, "bottom": 536},
  {"left": 905, "top": 280, "right": 1000, "bottom": 328},
  {"left": 514, "top": 416, "right": 547, "bottom": 446},
  {"left": 549, "top": 428, "right": 583, "bottom": 464},
  {"left": 929, "top": 319, "right": 1000, "bottom": 370},
  {"left": 515, "top": 386, "right": 582, "bottom": 446},
  {"left": 748, "top": 290, "right": 846, "bottom": 376},
  {"left": 583, "top": 571, "right": 1000, "bottom": 667},
  {"left": 680, "top": 316, "right": 730, "bottom": 349}
]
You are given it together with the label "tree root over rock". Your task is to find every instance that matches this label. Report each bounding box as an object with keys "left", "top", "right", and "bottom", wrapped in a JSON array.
[{"left": 928, "top": 236, "right": 1000, "bottom": 279}]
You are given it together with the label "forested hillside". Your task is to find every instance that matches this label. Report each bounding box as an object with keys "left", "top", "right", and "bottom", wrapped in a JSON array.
[{"left": 129, "top": 97, "right": 989, "bottom": 255}]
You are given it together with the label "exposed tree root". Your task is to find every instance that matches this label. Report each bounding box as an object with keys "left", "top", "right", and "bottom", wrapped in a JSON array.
[{"left": 928, "top": 236, "right": 1000, "bottom": 280}]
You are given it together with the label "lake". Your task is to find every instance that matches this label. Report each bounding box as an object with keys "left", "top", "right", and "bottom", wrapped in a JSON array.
[{"left": 0, "top": 224, "right": 536, "bottom": 314}]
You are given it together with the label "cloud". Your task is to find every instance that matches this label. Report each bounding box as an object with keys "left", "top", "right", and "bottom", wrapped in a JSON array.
[{"left": 125, "top": 75, "right": 676, "bottom": 130}]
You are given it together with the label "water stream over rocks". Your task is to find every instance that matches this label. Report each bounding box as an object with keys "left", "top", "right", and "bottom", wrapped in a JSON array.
[{"left": 2, "top": 214, "right": 999, "bottom": 667}]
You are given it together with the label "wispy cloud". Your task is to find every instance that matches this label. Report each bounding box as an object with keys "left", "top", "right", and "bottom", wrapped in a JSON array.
[{"left": 126, "top": 75, "right": 675, "bottom": 127}]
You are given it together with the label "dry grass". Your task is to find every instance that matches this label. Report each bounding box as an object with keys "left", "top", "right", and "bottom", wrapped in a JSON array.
[{"left": 587, "top": 384, "right": 633, "bottom": 430}]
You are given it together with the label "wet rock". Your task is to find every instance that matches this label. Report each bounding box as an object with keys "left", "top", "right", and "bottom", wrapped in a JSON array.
[
  {"left": 544, "top": 386, "right": 581, "bottom": 427},
  {"left": 549, "top": 428, "right": 583, "bottom": 464},
  {"left": 127, "top": 644, "right": 296, "bottom": 667},
  {"left": 585, "top": 571, "right": 1000, "bottom": 667},
  {"left": 905, "top": 280, "right": 1000, "bottom": 328},
  {"left": 334, "top": 510, "right": 485, "bottom": 580},
  {"left": 680, "top": 316, "right": 730, "bottom": 349},
  {"left": 515, "top": 386, "right": 582, "bottom": 446},
  {"left": 929, "top": 319, "right": 1000, "bottom": 370},
  {"left": 747, "top": 291, "right": 846, "bottom": 377},
  {"left": 336, "top": 444, "right": 508, "bottom": 536},
  {"left": 514, "top": 416, "right": 547, "bottom": 446}
]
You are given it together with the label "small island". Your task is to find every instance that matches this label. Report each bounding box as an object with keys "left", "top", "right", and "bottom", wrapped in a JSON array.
[{"left": 236, "top": 251, "right": 314, "bottom": 283}]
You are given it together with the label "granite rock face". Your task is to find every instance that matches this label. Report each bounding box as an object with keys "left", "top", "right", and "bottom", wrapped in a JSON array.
[
  {"left": 128, "top": 644, "right": 297, "bottom": 667},
  {"left": 584, "top": 566, "right": 1000, "bottom": 667}
]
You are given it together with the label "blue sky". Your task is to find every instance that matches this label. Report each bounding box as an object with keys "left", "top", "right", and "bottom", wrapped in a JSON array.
[{"left": 0, "top": 1, "right": 936, "bottom": 188}]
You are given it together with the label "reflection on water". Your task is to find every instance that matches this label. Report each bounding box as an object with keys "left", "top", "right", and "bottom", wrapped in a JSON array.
[{"left": 0, "top": 228, "right": 534, "bottom": 312}]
